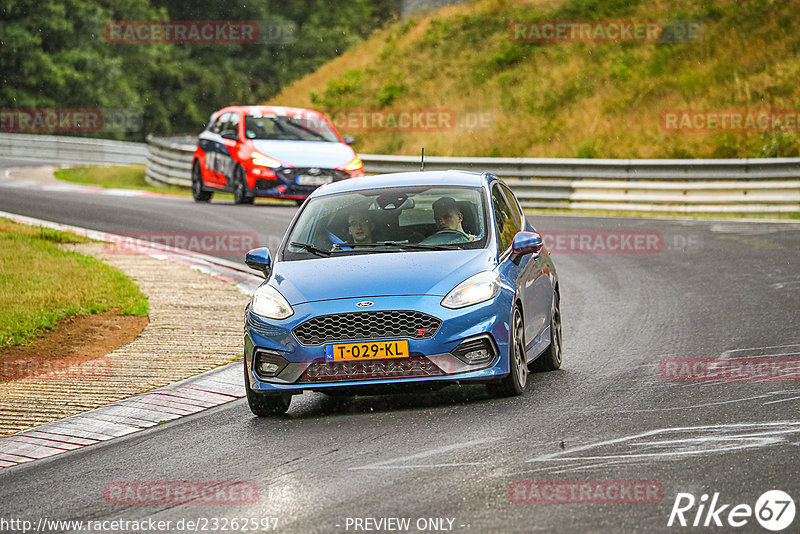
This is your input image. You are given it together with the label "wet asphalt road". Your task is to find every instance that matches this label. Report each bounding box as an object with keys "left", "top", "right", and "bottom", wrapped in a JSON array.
[{"left": 1, "top": 161, "right": 799, "bottom": 533}]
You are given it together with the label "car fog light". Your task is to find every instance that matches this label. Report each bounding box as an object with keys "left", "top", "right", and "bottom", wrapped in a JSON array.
[
  {"left": 451, "top": 336, "right": 497, "bottom": 365},
  {"left": 259, "top": 362, "right": 280, "bottom": 374},
  {"left": 464, "top": 348, "right": 490, "bottom": 362},
  {"left": 253, "top": 350, "right": 289, "bottom": 378}
]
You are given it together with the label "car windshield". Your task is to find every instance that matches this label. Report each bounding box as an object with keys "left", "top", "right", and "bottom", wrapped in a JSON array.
[
  {"left": 283, "top": 186, "right": 488, "bottom": 259},
  {"left": 243, "top": 115, "right": 339, "bottom": 142}
]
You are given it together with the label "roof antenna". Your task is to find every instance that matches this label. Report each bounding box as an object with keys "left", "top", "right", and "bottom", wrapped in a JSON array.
[{"left": 420, "top": 147, "right": 425, "bottom": 171}]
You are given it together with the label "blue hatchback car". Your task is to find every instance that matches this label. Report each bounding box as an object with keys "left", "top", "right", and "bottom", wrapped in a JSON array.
[{"left": 243, "top": 170, "right": 561, "bottom": 415}]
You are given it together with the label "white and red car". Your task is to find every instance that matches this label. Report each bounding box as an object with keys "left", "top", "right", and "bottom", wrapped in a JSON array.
[{"left": 192, "top": 105, "right": 364, "bottom": 204}]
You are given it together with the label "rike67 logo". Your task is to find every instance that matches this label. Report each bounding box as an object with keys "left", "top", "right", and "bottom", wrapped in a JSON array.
[{"left": 668, "top": 490, "right": 795, "bottom": 531}]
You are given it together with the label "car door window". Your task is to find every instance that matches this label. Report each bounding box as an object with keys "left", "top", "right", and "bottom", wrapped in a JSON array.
[
  {"left": 491, "top": 184, "right": 520, "bottom": 252},
  {"left": 499, "top": 183, "right": 525, "bottom": 228},
  {"left": 211, "top": 112, "right": 231, "bottom": 135},
  {"left": 225, "top": 112, "right": 240, "bottom": 140}
]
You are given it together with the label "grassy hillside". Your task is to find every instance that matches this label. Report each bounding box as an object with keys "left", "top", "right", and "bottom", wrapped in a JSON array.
[{"left": 269, "top": 0, "right": 800, "bottom": 158}]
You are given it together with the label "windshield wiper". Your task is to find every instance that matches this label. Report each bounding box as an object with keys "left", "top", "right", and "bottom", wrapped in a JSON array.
[
  {"left": 289, "top": 241, "right": 331, "bottom": 256},
  {"left": 333, "top": 241, "right": 458, "bottom": 251}
]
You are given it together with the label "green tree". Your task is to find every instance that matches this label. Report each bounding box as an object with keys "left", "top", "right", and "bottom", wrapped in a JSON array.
[{"left": 0, "top": 0, "right": 399, "bottom": 139}]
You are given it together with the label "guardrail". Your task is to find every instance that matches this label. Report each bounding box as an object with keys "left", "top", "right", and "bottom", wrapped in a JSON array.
[
  {"left": 145, "top": 135, "right": 195, "bottom": 187},
  {"left": 0, "top": 133, "right": 147, "bottom": 166},
  {"left": 145, "top": 136, "right": 800, "bottom": 213},
  {"left": 1, "top": 133, "right": 797, "bottom": 213},
  {"left": 362, "top": 154, "right": 800, "bottom": 213}
]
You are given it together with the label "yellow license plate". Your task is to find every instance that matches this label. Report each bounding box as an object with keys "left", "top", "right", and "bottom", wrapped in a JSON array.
[{"left": 325, "top": 340, "right": 409, "bottom": 362}]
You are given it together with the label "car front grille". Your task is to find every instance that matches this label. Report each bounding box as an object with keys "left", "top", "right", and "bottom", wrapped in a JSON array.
[
  {"left": 279, "top": 167, "right": 349, "bottom": 181},
  {"left": 299, "top": 356, "right": 445, "bottom": 382},
  {"left": 292, "top": 310, "right": 441, "bottom": 346}
]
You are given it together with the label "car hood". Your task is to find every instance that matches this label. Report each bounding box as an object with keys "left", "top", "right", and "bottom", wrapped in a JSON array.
[
  {"left": 251, "top": 140, "right": 355, "bottom": 168},
  {"left": 269, "top": 249, "right": 497, "bottom": 305}
]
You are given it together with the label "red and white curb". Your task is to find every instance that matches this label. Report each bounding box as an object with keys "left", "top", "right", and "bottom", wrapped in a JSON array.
[
  {"left": 0, "top": 361, "right": 244, "bottom": 468},
  {"left": 0, "top": 211, "right": 265, "bottom": 469}
]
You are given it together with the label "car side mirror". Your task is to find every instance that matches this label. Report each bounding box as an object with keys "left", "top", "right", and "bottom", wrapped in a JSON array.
[
  {"left": 221, "top": 130, "right": 238, "bottom": 141},
  {"left": 342, "top": 134, "right": 355, "bottom": 145},
  {"left": 245, "top": 247, "right": 271, "bottom": 278},
  {"left": 511, "top": 231, "right": 543, "bottom": 262}
]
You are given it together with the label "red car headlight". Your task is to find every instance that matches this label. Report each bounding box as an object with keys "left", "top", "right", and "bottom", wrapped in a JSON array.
[{"left": 343, "top": 157, "right": 363, "bottom": 172}]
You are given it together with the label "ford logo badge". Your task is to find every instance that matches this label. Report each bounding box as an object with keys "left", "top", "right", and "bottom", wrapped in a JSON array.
[{"left": 356, "top": 301, "right": 374, "bottom": 308}]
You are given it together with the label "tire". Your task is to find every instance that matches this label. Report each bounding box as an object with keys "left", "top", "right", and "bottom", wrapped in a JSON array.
[
  {"left": 487, "top": 306, "right": 527, "bottom": 397},
  {"left": 531, "top": 289, "right": 562, "bottom": 372},
  {"left": 191, "top": 162, "right": 213, "bottom": 202},
  {"left": 233, "top": 166, "right": 255, "bottom": 205},
  {"left": 244, "top": 359, "right": 291, "bottom": 416}
]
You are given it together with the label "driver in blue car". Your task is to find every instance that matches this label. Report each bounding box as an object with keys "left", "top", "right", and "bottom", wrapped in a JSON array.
[
  {"left": 347, "top": 210, "right": 376, "bottom": 246},
  {"left": 431, "top": 197, "right": 478, "bottom": 242}
]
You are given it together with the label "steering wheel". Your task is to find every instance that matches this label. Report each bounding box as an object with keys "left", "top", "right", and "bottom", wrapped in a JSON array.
[{"left": 420, "top": 230, "right": 470, "bottom": 245}]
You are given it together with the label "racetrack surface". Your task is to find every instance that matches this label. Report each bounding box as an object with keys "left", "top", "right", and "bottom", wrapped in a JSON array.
[{"left": 1, "top": 161, "right": 799, "bottom": 533}]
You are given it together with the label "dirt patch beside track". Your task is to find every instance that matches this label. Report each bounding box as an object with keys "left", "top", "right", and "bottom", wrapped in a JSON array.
[{"left": 0, "top": 311, "right": 148, "bottom": 381}]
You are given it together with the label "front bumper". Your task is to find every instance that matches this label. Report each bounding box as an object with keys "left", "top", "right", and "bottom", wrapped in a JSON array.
[
  {"left": 244, "top": 294, "right": 513, "bottom": 393},
  {"left": 249, "top": 166, "right": 351, "bottom": 198}
]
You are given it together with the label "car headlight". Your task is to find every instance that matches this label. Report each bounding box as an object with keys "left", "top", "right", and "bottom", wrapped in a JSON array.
[
  {"left": 343, "top": 157, "right": 363, "bottom": 171},
  {"left": 252, "top": 152, "right": 282, "bottom": 168},
  {"left": 251, "top": 284, "right": 293, "bottom": 319},
  {"left": 441, "top": 271, "right": 500, "bottom": 309}
]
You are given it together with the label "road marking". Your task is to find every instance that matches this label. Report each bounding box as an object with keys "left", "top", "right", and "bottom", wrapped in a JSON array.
[
  {"left": 521, "top": 459, "right": 636, "bottom": 476},
  {"left": 719, "top": 343, "right": 800, "bottom": 359},
  {"left": 527, "top": 421, "right": 800, "bottom": 464},
  {"left": 762, "top": 395, "right": 800, "bottom": 406},
  {"left": 618, "top": 391, "right": 799, "bottom": 412}
]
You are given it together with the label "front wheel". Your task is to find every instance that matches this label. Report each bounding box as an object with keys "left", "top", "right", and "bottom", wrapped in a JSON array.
[
  {"left": 233, "top": 166, "right": 255, "bottom": 205},
  {"left": 487, "top": 306, "right": 527, "bottom": 397},
  {"left": 244, "top": 360, "right": 291, "bottom": 416},
  {"left": 531, "top": 289, "right": 562, "bottom": 372},
  {"left": 192, "top": 163, "right": 213, "bottom": 202}
]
